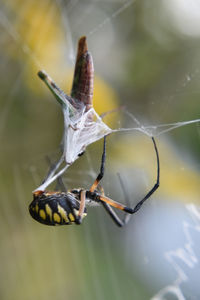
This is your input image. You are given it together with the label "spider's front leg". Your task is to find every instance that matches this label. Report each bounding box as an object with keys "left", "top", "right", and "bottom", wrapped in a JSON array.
[
  {"left": 88, "top": 136, "right": 132, "bottom": 226},
  {"left": 97, "top": 137, "right": 160, "bottom": 227},
  {"left": 77, "top": 190, "right": 86, "bottom": 224},
  {"left": 90, "top": 136, "right": 106, "bottom": 192}
]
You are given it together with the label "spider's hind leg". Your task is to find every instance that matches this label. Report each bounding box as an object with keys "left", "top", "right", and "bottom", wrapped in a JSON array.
[
  {"left": 100, "top": 174, "right": 132, "bottom": 227},
  {"left": 101, "top": 202, "right": 131, "bottom": 227}
]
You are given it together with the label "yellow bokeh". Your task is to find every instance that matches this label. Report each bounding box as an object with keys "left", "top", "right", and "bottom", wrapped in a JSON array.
[
  {"left": 111, "top": 136, "right": 200, "bottom": 203},
  {"left": 3, "top": 0, "right": 119, "bottom": 127},
  {"left": 93, "top": 75, "right": 119, "bottom": 126},
  {"left": 5, "top": 0, "right": 65, "bottom": 67}
]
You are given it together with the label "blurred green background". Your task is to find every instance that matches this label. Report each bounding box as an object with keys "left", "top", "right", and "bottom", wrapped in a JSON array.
[{"left": 0, "top": 0, "right": 199, "bottom": 299}]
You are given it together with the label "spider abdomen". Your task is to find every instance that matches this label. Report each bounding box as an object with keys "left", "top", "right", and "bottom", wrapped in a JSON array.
[{"left": 29, "top": 191, "right": 87, "bottom": 226}]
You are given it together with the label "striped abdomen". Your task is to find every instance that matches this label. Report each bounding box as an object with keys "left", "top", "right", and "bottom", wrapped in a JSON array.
[{"left": 29, "top": 191, "right": 87, "bottom": 226}]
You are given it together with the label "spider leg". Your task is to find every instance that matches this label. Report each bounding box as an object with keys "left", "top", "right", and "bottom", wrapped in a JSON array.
[
  {"left": 101, "top": 202, "right": 131, "bottom": 227},
  {"left": 90, "top": 136, "right": 106, "bottom": 192},
  {"left": 99, "top": 195, "right": 134, "bottom": 213},
  {"left": 98, "top": 137, "right": 160, "bottom": 225},
  {"left": 96, "top": 184, "right": 105, "bottom": 195},
  {"left": 131, "top": 137, "right": 160, "bottom": 213},
  {"left": 78, "top": 190, "right": 86, "bottom": 221},
  {"left": 42, "top": 155, "right": 65, "bottom": 185},
  {"left": 34, "top": 162, "right": 70, "bottom": 192},
  {"left": 100, "top": 174, "right": 132, "bottom": 226},
  {"left": 99, "top": 176, "right": 132, "bottom": 227},
  {"left": 70, "top": 190, "right": 86, "bottom": 225},
  {"left": 36, "top": 155, "right": 67, "bottom": 193},
  {"left": 55, "top": 175, "right": 67, "bottom": 192}
]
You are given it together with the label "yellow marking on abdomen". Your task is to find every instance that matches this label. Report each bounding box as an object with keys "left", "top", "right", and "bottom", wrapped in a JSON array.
[
  {"left": 39, "top": 209, "right": 46, "bottom": 220},
  {"left": 35, "top": 204, "right": 39, "bottom": 214},
  {"left": 57, "top": 205, "right": 69, "bottom": 223},
  {"left": 53, "top": 212, "right": 61, "bottom": 223},
  {"left": 68, "top": 213, "right": 75, "bottom": 222},
  {"left": 45, "top": 204, "right": 52, "bottom": 221}
]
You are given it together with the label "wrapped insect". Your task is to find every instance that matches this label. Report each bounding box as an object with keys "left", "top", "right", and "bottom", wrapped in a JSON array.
[{"left": 35, "top": 37, "right": 112, "bottom": 191}]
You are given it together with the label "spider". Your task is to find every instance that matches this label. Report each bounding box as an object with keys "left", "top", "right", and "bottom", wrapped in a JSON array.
[{"left": 29, "top": 135, "right": 160, "bottom": 227}]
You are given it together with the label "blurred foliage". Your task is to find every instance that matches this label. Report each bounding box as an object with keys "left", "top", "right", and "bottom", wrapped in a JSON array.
[{"left": 0, "top": 0, "right": 199, "bottom": 300}]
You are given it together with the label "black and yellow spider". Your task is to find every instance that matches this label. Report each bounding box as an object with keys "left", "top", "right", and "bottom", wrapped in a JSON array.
[{"left": 29, "top": 136, "right": 160, "bottom": 227}]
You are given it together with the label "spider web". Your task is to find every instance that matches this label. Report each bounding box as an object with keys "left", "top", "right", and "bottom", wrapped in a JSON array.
[{"left": 0, "top": 1, "right": 200, "bottom": 300}]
